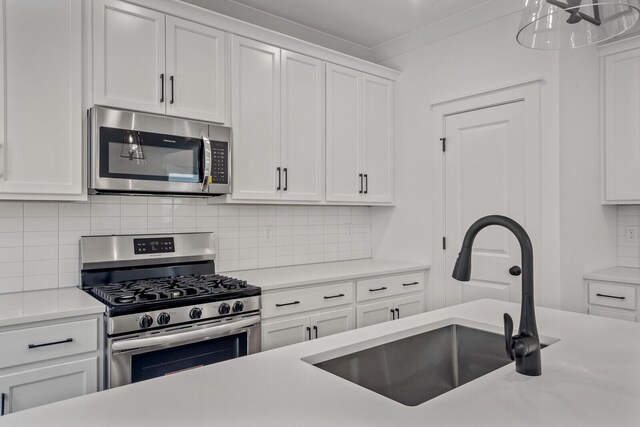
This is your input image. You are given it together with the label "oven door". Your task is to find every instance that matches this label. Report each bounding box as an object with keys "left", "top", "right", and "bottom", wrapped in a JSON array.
[{"left": 107, "top": 315, "right": 260, "bottom": 388}]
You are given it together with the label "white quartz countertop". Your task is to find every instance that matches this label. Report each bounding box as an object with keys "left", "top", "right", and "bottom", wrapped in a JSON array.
[
  {"left": 584, "top": 266, "right": 640, "bottom": 285},
  {"left": 224, "top": 258, "right": 430, "bottom": 291},
  {"left": 4, "top": 299, "right": 640, "bottom": 426},
  {"left": 0, "top": 287, "right": 105, "bottom": 328}
]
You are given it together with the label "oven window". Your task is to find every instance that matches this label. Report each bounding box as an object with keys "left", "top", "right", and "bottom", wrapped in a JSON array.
[
  {"left": 130, "top": 333, "right": 248, "bottom": 383},
  {"left": 99, "top": 126, "right": 202, "bottom": 183}
]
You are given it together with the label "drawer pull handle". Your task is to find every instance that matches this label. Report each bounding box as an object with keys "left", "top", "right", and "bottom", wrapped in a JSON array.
[
  {"left": 306, "top": 326, "right": 311, "bottom": 340},
  {"left": 324, "top": 294, "right": 345, "bottom": 300},
  {"left": 1, "top": 392, "right": 5, "bottom": 416},
  {"left": 27, "top": 338, "right": 73, "bottom": 349},
  {"left": 369, "top": 287, "right": 388, "bottom": 292},
  {"left": 313, "top": 325, "right": 318, "bottom": 339},
  {"left": 391, "top": 309, "right": 396, "bottom": 320},
  {"left": 275, "top": 301, "right": 300, "bottom": 307},
  {"left": 596, "top": 293, "right": 626, "bottom": 300},
  {"left": 403, "top": 282, "right": 419, "bottom": 287}
]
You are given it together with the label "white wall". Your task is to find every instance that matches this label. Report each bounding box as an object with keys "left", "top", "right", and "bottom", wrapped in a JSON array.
[{"left": 371, "top": 12, "right": 617, "bottom": 312}]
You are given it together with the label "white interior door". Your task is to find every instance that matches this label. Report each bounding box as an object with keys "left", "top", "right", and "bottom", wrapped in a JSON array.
[
  {"left": 444, "top": 102, "right": 526, "bottom": 306},
  {"left": 326, "top": 63, "right": 362, "bottom": 202},
  {"left": 165, "top": 16, "right": 226, "bottom": 123},
  {"left": 362, "top": 73, "right": 394, "bottom": 203},
  {"left": 231, "top": 36, "right": 281, "bottom": 200},
  {"left": 281, "top": 50, "right": 324, "bottom": 202},
  {"left": 93, "top": 0, "right": 165, "bottom": 114}
]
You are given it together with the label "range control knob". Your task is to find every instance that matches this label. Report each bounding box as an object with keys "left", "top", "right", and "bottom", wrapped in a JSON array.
[
  {"left": 157, "top": 312, "right": 171, "bottom": 325},
  {"left": 189, "top": 307, "right": 203, "bottom": 320},
  {"left": 232, "top": 301, "right": 244, "bottom": 312},
  {"left": 218, "top": 303, "right": 231, "bottom": 315},
  {"left": 139, "top": 314, "right": 153, "bottom": 329}
]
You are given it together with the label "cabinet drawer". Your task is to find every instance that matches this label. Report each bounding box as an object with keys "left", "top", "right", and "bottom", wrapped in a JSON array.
[
  {"left": 588, "top": 305, "right": 637, "bottom": 322},
  {"left": 356, "top": 272, "right": 425, "bottom": 302},
  {"left": 262, "top": 282, "right": 354, "bottom": 319},
  {"left": 0, "top": 319, "right": 98, "bottom": 369},
  {"left": 588, "top": 282, "right": 636, "bottom": 310}
]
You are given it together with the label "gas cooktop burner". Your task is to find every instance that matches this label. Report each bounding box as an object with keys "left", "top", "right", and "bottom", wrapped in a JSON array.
[{"left": 86, "top": 274, "right": 260, "bottom": 316}]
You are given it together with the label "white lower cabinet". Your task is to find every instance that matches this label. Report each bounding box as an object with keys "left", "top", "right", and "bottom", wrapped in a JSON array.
[
  {"left": 585, "top": 280, "right": 638, "bottom": 322},
  {"left": 0, "top": 357, "right": 97, "bottom": 415},
  {"left": 262, "top": 307, "right": 354, "bottom": 351},
  {"left": 356, "top": 294, "right": 424, "bottom": 328}
]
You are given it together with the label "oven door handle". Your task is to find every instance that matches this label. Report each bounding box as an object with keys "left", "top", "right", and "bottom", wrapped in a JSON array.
[
  {"left": 201, "top": 134, "right": 212, "bottom": 192},
  {"left": 111, "top": 316, "right": 260, "bottom": 352}
]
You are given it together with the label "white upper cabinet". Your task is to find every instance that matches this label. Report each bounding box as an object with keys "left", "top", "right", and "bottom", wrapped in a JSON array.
[
  {"left": 326, "top": 63, "right": 362, "bottom": 203},
  {"left": 0, "top": 0, "right": 83, "bottom": 200},
  {"left": 94, "top": 0, "right": 226, "bottom": 122},
  {"left": 93, "top": 0, "right": 166, "bottom": 115},
  {"left": 231, "top": 35, "right": 281, "bottom": 200},
  {"left": 166, "top": 16, "right": 226, "bottom": 123},
  {"left": 602, "top": 40, "right": 640, "bottom": 204},
  {"left": 281, "top": 50, "right": 324, "bottom": 202},
  {"left": 326, "top": 64, "right": 394, "bottom": 204}
]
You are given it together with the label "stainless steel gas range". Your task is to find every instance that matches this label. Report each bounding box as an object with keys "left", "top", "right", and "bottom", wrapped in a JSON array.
[{"left": 80, "top": 232, "right": 261, "bottom": 389}]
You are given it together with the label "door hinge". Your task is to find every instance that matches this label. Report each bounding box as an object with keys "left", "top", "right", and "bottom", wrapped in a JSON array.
[
  {"left": 440, "top": 137, "right": 446, "bottom": 152},
  {"left": 442, "top": 237, "right": 446, "bottom": 250}
]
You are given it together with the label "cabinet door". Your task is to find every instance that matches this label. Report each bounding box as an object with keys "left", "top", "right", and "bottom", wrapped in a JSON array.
[
  {"left": 93, "top": 0, "right": 165, "bottom": 114},
  {"left": 310, "top": 307, "right": 354, "bottom": 339},
  {"left": 231, "top": 36, "right": 281, "bottom": 200},
  {"left": 0, "top": 357, "right": 97, "bottom": 415},
  {"left": 281, "top": 50, "right": 324, "bottom": 202},
  {"left": 0, "top": 0, "right": 83, "bottom": 200},
  {"left": 356, "top": 299, "right": 393, "bottom": 328},
  {"left": 394, "top": 294, "right": 424, "bottom": 320},
  {"left": 603, "top": 48, "right": 640, "bottom": 202},
  {"left": 326, "top": 63, "right": 362, "bottom": 202},
  {"left": 261, "top": 317, "right": 309, "bottom": 351},
  {"left": 166, "top": 16, "right": 226, "bottom": 123},
  {"left": 362, "top": 73, "right": 394, "bottom": 203}
]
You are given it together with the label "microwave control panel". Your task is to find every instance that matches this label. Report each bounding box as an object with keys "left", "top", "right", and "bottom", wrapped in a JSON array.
[
  {"left": 134, "top": 237, "right": 175, "bottom": 254},
  {"left": 210, "top": 141, "right": 229, "bottom": 185}
]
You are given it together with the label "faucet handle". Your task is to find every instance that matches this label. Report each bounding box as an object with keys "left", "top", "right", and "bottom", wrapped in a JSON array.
[{"left": 503, "top": 313, "right": 515, "bottom": 361}]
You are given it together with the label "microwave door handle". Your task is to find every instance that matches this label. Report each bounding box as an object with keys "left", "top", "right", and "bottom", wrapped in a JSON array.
[
  {"left": 201, "top": 134, "right": 212, "bottom": 192},
  {"left": 111, "top": 315, "right": 260, "bottom": 352}
]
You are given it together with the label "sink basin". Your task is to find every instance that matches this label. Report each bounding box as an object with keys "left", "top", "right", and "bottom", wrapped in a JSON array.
[{"left": 312, "top": 324, "right": 548, "bottom": 406}]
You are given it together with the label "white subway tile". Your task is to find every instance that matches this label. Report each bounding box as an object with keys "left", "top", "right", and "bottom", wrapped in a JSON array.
[
  {"left": 24, "top": 231, "right": 58, "bottom": 246},
  {"left": 173, "top": 204, "right": 196, "bottom": 217},
  {"left": 0, "top": 247, "right": 22, "bottom": 263},
  {"left": 121, "top": 217, "right": 148, "bottom": 230},
  {"left": 0, "top": 202, "right": 23, "bottom": 217},
  {"left": 59, "top": 216, "right": 91, "bottom": 231},
  {"left": 91, "top": 217, "right": 120, "bottom": 231},
  {"left": 91, "top": 203, "right": 120, "bottom": 217},
  {"left": 59, "top": 230, "right": 88, "bottom": 245},
  {"left": 148, "top": 197, "right": 173, "bottom": 205},
  {"left": 120, "top": 196, "right": 148, "bottom": 204},
  {"left": 24, "top": 202, "right": 58, "bottom": 217},
  {"left": 58, "top": 272, "right": 80, "bottom": 287},
  {"left": 148, "top": 217, "right": 173, "bottom": 229},
  {"left": 219, "top": 205, "right": 239, "bottom": 216},
  {"left": 24, "top": 245, "right": 58, "bottom": 261},
  {"left": 0, "top": 277, "right": 22, "bottom": 293},
  {"left": 59, "top": 258, "right": 80, "bottom": 273},
  {"left": 174, "top": 217, "right": 197, "bottom": 230},
  {"left": 24, "top": 274, "right": 58, "bottom": 291},
  {"left": 24, "top": 260, "right": 57, "bottom": 276},
  {"left": 90, "top": 195, "right": 120, "bottom": 204},
  {"left": 0, "top": 217, "right": 23, "bottom": 232},
  {"left": 148, "top": 204, "right": 173, "bottom": 217},
  {"left": 238, "top": 206, "right": 258, "bottom": 216},
  {"left": 24, "top": 217, "right": 57, "bottom": 232},
  {"left": 0, "top": 262, "right": 23, "bottom": 278},
  {"left": 237, "top": 258, "right": 258, "bottom": 270},
  {"left": 258, "top": 257, "right": 277, "bottom": 269},
  {"left": 59, "top": 244, "right": 80, "bottom": 259},
  {"left": 219, "top": 216, "right": 239, "bottom": 228},
  {"left": 196, "top": 204, "right": 219, "bottom": 217},
  {"left": 173, "top": 197, "right": 197, "bottom": 205},
  {"left": 121, "top": 204, "right": 147, "bottom": 217},
  {"left": 59, "top": 203, "right": 90, "bottom": 217}
]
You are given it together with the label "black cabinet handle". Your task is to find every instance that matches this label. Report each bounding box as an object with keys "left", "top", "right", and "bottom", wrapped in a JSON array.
[
  {"left": 323, "top": 294, "right": 345, "bottom": 300},
  {"left": 364, "top": 174, "right": 368, "bottom": 194},
  {"left": 160, "top": 74, "right": 165, "bottom": 102},
  {"left": 170, "top": 75, "right": 175, "bottom": 104},
  {"left": 28, "top": 338, "right": 73, "bottom": 349},
  {"left": 596, "top": 293, "right": 626, "bottom": 300},
  {"left": 313, "top": 325, "right": 318, "bottom": 339},
  {"left": 283, "top": 168, "right": 288, "bottom": 191},
  {"left": 1, "top": 392, "right": 5, "bottom": 416},
  {"left": 369, "top": 287, "right": 387, "bottom": 292},
  {"left": 275, "top": 301, "right": 299, "bottom": 307},
  {"left": 390, "top": 309, "right": 395, "bottom": 320},
  {"left": 359, "top": 174, "right": 363, "bottom": 194},
  {"left": 276, "top": 167, "right": 281, "bottom": 190},
  {"left": 306, "top": 326, "right": 311, "bottom": 340},
  {"left": 395, "top": 308, "right": 400, "bottom": 319},
  {"left": 403, "top": 282, "right": 419, "bottom": 287}
]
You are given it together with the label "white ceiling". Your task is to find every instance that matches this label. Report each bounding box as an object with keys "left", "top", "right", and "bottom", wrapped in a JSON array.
[{"left": 184, "top": 0, "right": 492, "bottom": 46}]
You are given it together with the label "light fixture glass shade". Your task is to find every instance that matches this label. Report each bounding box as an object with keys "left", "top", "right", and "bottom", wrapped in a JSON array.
[{"left": 517, "top": 0, "right": 640, "bottom": 49}]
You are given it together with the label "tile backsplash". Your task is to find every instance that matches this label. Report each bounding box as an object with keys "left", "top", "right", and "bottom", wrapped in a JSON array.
[
  {"left": 618, "top": 206, "right": 640, "bottom": 267},
  {"left": 0, "top": 196, "right": 372, "bottom": 293}
]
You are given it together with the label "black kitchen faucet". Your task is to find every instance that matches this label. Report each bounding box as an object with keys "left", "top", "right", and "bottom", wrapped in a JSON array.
[{"left": 452, "top": 215, "right": 541, "bottom": 376}]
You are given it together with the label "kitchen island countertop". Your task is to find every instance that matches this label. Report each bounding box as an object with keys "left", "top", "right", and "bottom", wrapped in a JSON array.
[{"left": 2, "top": 299, "right": 639, "bottom": 426}]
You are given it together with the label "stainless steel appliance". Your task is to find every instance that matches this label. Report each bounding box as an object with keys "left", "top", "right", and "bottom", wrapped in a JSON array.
[
  {"left": 88, "top": 106, "right": 231, "bottom": 196},
  {"left": 80, "top": 232, "right": 260, "bottom": 389}
]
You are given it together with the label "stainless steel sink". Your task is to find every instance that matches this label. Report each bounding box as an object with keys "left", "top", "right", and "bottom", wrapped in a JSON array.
[{"left": 312, "top": 324, "right": 547, "bottom": 406}]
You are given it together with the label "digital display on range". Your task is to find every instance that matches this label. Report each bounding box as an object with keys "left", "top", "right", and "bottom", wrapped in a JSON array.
[{"left": 134, "top": 237, "right": 175, "bottom": 254}]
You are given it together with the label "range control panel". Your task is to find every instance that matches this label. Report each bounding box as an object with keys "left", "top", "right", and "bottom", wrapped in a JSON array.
[
  {"left": 210, "top": 140, "right": 229, "bottom": 185},
  {"left": 134, "top": 237, "right": 175, "bottom": 254}
]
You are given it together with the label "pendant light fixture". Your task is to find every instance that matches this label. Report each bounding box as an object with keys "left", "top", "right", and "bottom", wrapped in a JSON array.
[{"left": 517, "top": 0, "right": 640, "bottom": 49}]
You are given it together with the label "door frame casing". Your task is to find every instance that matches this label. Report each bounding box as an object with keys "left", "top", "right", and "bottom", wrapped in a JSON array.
[{"left": 430, "top": 80, "right": 546, "bottom": 309}]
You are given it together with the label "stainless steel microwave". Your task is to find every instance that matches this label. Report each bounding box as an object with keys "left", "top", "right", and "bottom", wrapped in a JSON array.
[{"left": 88, "top": 107, "right": 231, "bottom": 196}]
